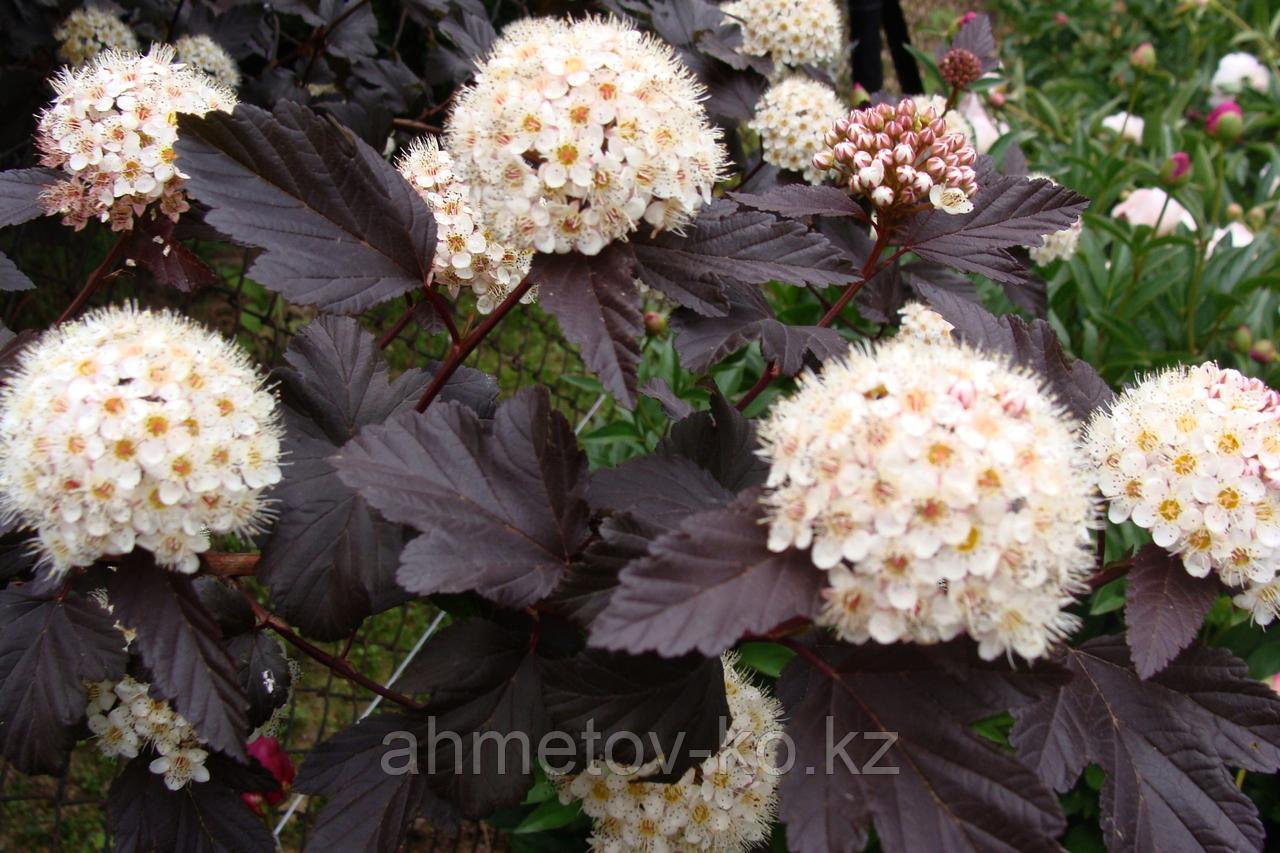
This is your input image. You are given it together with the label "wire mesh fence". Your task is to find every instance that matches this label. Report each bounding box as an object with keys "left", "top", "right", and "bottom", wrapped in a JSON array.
[{"left": 0, "top": 223, "right": 593, "bottom": 851}]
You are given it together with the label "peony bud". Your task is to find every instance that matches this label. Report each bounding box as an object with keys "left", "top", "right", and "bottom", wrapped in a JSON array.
[
  {"left": 987, "top": 89, "right": 1007, "bottom": 108},
  {"left": 1251, "top": 340, "right": 1276, "bottom": 365},
  {"left": 1247, "top": 206, "right": 1267, "bottom": 232},
  {"left": 1231, "top": 325, "right": 1254, "bottom": 353},
  {"left": 1207, "top": 100, "right": 1244, "bottom": 141},
  {"left": 851, "top": 83, "right": 871, "bottom": 105},
  {"left": 644, "top": 311, "right": 668, "bottom": 336},
  {"left": 1226, "top": 202, "right": 1245, "bottom": 222},
  {"left": 1129, "top": 42, "right": 1156, "bottom": 72},
  {"left": 1054, "top": 12, "right": 1070, "bottom": 25},
  {"left": 956, "top": 11, "right": 979, "bottom": 28},
  {"left": 1159, "top": 151, "right": 1191, "bottom": 185}
]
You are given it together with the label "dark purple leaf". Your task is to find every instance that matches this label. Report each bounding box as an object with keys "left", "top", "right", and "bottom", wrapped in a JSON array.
[
  {"left": 1000, "top": 260, "right": 1047, "bottom": 318},
  {"left": 1011, "top": 635, "right": 1280, "bottom": 852},
  {"left": 660, "top": 390, "right": 768, "bottom": 491},
  {"left": 903, "top": 259, "right": 979, "bottom": 302},
  {"left": 295, "top": 713, "right": 459, "bottom": 850},
  {"left": 855, "top": 259, "right": 905, "bottom": 324},
  {"left": 779, "top": 639, "right": 1066, "bottom": 853},
  {"left": 638, "top": 377, "right": 694, "bottom": 420},
  {"left": 109, "top": 754, "right": 275, "bottom": 853},
  {"left": 898, "top": 171, "right": 1089, "bottom": 284},
  {"left": 0, "top": 252, "right": 33, "bottom": 292},
  {"left": 127, "top": 216, "right": 218, "bottom": 293},
  {"left": 915, "top": 282, "right": 1114, "bottom": 421},
  {"left": 591, "top": 490, "right": 823, "bottom": 656},
  {"left": 704, "top": 65, "right": 767, "bottom": 121},
  {"left": 636, "top": 200, "right": 857, "bottom": 298},
  {"left": 175, "top": 102, "right": 436, "bottom": 314},
  {"left": 543, "top": 650, "right": 728, "bottom": 782},
  {"left": 259, "top": 317, "right": 495, "bottom": 639},
  {"left": 1000, "top": 141, "right": 1029, "bottom": 177},
  {"left": 729, "top": 185, "right": 865, "bottom": 219},
  {"left": 1126, "top": 545, "right": 1221, "bottom": 679},
  {"left": 545, "top": 514, "right": 658, "bottom": 628},
  {"left": 334, "top": 387, "right": 591, "bottom": 609},
  {"left": 942, "top": 13, "right": 999, "bottom": 72},
  {"left": 437, "top": 2, "right": 497, "bottom": 66},
  {"left": 0, "top": 589, "right": 127, "bottom": 774},
  {"left": 107, "top": 559, "right": 250, "bottom": 761},
  {"left": 0, "top": 167, "right": 57, "bottom": 228},
  {"left": 672, "top": 281, "right": 847, "bottom": 374},
  {"left": 396, "top": 618, "right": 550, "bottom": 815},
  {"left": 192, "top": 576, "right": 255, "bottom": 637},
  {"left": 316, "top": 0, "right": 377, "bottom": 58},
  {"left": 532, "top": 244, "right": 643, "bottom": 406},
  {"left": 588, "top": 453, "right": 733, "bottom": 530},
  {"left": 226, "top": 632, "right": 293, "bottom": 730}
]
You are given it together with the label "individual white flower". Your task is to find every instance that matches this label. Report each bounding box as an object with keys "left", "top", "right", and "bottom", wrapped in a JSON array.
[
  {"left": 150, "top": 745, "right": 212, "bottom": 790},
  {"left": 722, "top": 0, "right": 844, "bottom": 72},
  {"left": 1235, "top": 578, "right": 1280, "bottom": 625},
  {"left": 55, "top": 6, "right": 139, "bottom": 67},
  {"left": 1207, "top": 222, "right": 1255, "bottom": 256},
  {"left": 0, "top": 305, "right": 282, "bottom": 575},
  {"left": 897, "top": 302, "right": 955, "bottom": 345},
  {"left": 553, "top": 657, "right": 781, "bottom": 853},
  {"left": 399, "top": 137, "right": 535, "bottom": 313},
  {"left": 444, "top": 16, "right": 727, "bottom": 257},
  {"left": 1026, "top": 173, "right": 1083, "bottom": 264},
  {"left": 758, "top": 337, "right": 1097, "bottom": 661},
  {"left": 956, "top": 92, "right": 1007, "bottom": 153},
  {"left": 1100, "top": 111, "right": 1144, "bottom": 143},
  {"left": 749, "top": 76, "right": 846, "bottom": 184},
  {"left": 35, "top": 45, "right": 236, "bottom": 232},
  {"left": 1085, "top": 364, "right": 1280, "bottom": 607},
  {"left": 1111, "top": 187, "right": 1195, "bottom": 236},
  {"left": 172, "top": 34, "right": 240, "bottom": 90},
  {"left": 1211, "top": 52, "right": 1271, "bottom": 104},
  {"left": 813, "top": 98, "right": 979, "bottom": 213}
]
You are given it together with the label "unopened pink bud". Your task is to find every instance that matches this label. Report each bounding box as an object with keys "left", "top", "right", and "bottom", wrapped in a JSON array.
[
  {"left": 833, "top": 141, "right": 857, "bottom": 162},
  {"left": 813, "top": 151, "right": 835, "bottom": 171},
  {"left": 871, "top": 185, "right": 894, "bottom": 207},
  {"left": 950, "top": 379, "right": 977, "bottom": 408},
  {"left": 1207, "top": 101, "right": 1244, "bottom": 141},
  {"left": 1159, "top": 151, "right": 1190, "bottom": 185},
  {"left": 1129, "top": 42, "right": 1156, "bottom": 72}
]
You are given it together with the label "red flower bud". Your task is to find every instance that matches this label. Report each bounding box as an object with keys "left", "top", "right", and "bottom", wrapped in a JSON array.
[
  {"left": 1207, "top": 101, "right": 1244, "bottom": 141},
  {"left": 1159, "top": 151, "right": 1191, "bottom": 185}
]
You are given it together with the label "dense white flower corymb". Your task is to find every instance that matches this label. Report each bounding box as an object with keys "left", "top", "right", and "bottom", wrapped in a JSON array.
[
  {"left": 897, "top": 301, "right": 955, "bottom": 345},
  {"left": 555, "top": 658, "right": 781, "bottom": 852},
  {"left": 35, "top": 46, "right": 236, "bottom": 232},
  {"left": 813, "top": 98, "right": 979, "bottom": 215},
  {"left": 172, "top": 34, "right": 241, "bottom": 90},
  {"left": 758, "top": 337, "right": 1096, "bottom": 661},
  {"left": 86, "top": 674, "right": 210, "bottom": 789},
  {"left": 1084, "top": 364, "right": 1280, "bottom": 621},
  {"left": 723, "top": 0, "right": 844, "bottom": 71},
  {"left": 399, "top": 137, "right": 534, "bottom": 313},
  {"left": 749, "top": 77, "right": 846, "bottom": 184},
  {"left": 55, "top": 6, "right": 139, "bottom": 67},
  {"left": 0, "top": 306, "right": 282, "bottom": 575},
  {"left": 444, "top": 16, "right": 727, "bottom": 256}
]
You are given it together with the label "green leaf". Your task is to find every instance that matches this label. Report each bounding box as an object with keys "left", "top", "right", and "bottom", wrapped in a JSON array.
[
  {"left": 1089, "top": 577, "right": 1126, "bottom": 615},
  {"left": 736, "top": 641, "right": 795, "bottom": 678},
  {"left": 513, "top": 797, "right": 583, "bottom": 834}
]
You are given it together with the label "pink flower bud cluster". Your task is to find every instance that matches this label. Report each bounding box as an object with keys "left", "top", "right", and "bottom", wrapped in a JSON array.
[{"left": 813, "top": 98, "right": 978, "bottom": 213}]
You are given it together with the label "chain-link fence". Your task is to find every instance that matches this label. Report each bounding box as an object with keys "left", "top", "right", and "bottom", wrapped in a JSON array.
[{"left": 0, "top": 223, "right": 597, "bottom": 852}]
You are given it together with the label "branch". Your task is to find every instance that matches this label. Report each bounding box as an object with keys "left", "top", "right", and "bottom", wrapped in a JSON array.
[
  {"left": 240, "top": 588, "right": 424, "bottom": 711},
  {"left": 200, "top": 552, "right": 259, "bottom": 578},
  {"left": 414, "top": 275, "right": 534, "bottom": 413}
]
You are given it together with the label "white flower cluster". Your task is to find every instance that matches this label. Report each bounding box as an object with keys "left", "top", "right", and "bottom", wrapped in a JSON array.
[
  {"left": 35, "top": 45, "right": 236, "bottom": 232},
  {"left": 897, "top": 301, "right": 955, "bottom": 345},
  {"left": 445, "top": 16, "right": 726, "bottom": 256},
  {"left": 722, "top": 0, "right": 844, "bottom": 71},
  {"left": 55, "top": 6, "right": 139, "bottom": 67},
  {"left": 1211, "top": 52, "right": 1271, "bottom": 104},
  {"left": 813, "top": 98, "right": 979, "bottom": 215},
  {"left": 758, "top": 337, "right": 1096, "bottom": 661},
  {"left": 172, "top": 34, "right": 241, "bottom": 90},
  {"left": 85, "top": 675, "right": 210, "bottom": 790},
  {"left": 1084, "top": 364, "right": 1280, "bottom": 622},
  {"left": 556, "top": 659, "right": 781, "bottom": 852},
  {"left": 398, "top": 137, "right": 534, "bottom": 313},
  {"left": 0, "top": 306, "right": 282, "bottom": 575},
  {"left": 1026, "top": 173, "right": 1082, "bottom": 265},
  {"left": 749, "top": 76, "right": 845, "bottom": 184}
]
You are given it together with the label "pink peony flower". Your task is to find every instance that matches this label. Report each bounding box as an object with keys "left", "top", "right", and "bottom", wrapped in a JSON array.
[
  {"left": 1207, "top": 101, "right": 1244, "bottom": 141},
  {"left": 241, "top": 737, "right": 296, "bottom": 815},
  {"left": 1111, "top": 187, "right": 1195, "bottom": 236}
]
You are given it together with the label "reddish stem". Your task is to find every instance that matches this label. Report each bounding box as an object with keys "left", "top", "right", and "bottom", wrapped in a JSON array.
[
  {"left": 200, "top": 552, "right": 260, "bottom": 578},
  {"left": 414, "top": 276, "right": 535, "bottom": 413},
  {"left": 57, "top": 232, "right": 130, "bottom": 325},
  {"left": 778, "top": 636, "right": 841, "bottom": 681},
  {"left": 378, "top": 293, "right": 417, "bottom": 350},
  {"left": 420, "top": 279, "right": 461, "bottom": 345},
  {"left": 241, "top": 590, "right": 424, "bottom": 711},
  {"left": 1089, "top": 560, "right": 1131, "bottom": 591},
  {"left": 735, "top": 221, "right": 895, "bottom": 411}
]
